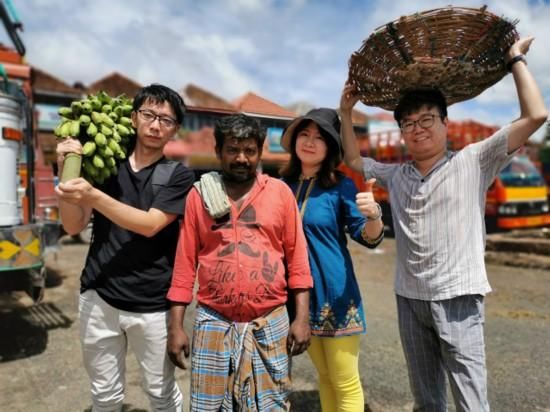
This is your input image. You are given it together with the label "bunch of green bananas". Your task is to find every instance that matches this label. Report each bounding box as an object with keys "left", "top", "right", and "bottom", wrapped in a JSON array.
[{"left": 54, "top": 91, "right": 135, "bottom": 185}]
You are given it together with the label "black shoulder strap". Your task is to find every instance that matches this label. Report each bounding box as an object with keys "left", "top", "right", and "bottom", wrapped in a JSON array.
[{"left": 151, "top": 159, "right": 179, "bottom": 197}]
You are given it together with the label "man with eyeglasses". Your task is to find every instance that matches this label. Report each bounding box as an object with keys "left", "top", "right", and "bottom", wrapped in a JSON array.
[
  {"left": 55, "top": 84, "right": 194, "bottom": 411},
  {"left": 339, "top": 37, "right": 547, "bottom": 411}
]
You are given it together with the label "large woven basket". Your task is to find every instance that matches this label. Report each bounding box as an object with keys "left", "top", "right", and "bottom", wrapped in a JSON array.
[{"left": 348, "top": 6, "right": 519, "bottom": 111}]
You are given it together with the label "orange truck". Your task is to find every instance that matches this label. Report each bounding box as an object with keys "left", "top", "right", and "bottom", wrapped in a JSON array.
[
  {"left": 539, "top": 125, "right": 550, "bottom": 201},
  {"left": 0, "top": 1, "right": 60, "bottom": 301},
  {"left": 341, "top": 119, "right": 550, "bottom": 232}
]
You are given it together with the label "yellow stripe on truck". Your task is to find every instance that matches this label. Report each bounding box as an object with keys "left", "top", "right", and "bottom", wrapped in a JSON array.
[
  {"left": 0, "top": 240, "right": 21, "bottom": 260},
  {"left": 503, "top": 187, "right": 548, "bottom": 202},
  {"left": 24, "top": 238, "right": 41, "bottom": 257}
]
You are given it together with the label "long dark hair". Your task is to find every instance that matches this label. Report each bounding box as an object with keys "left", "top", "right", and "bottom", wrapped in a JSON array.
[{"left": 279, "top": 120, "right": 342, "bottom": 188}]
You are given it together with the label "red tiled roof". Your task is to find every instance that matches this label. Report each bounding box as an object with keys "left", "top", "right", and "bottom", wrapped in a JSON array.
[
  {"left": 450, "top": 119, "right": 499, "bottom": 129},
  {"left": 179, "top": 126, "right": 217, "bottom": 168},
  {"left": 370, "top": 111, "right": 395, "bottom": 122},
  {"left": 163, "top": 139, "right": 191, "bottom": 159},
  {"left": 87, "top": 72, "right": 143, "bottom": 98},
  {"left": 32, "top": 67, "right": 82, "bottom": 96},
  {"left": 182, "top": 84, "right": 237, "bottom": 112},
  {"left": 351, "top": 108, "right": 369, "bottom": 125},
  {"left": 184, "top": 126, "right": 216, "bottom": 154},
  {"left": 232, "top": 92, "right": 297, "bottom": 119},
  {"left": 286, "top": 102, "right": 315, "bottom": 116}
]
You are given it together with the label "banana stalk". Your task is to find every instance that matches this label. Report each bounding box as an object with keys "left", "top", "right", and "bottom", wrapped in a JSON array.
[{"left": 60, "top": 153, "right": 82, "bottom": 182}]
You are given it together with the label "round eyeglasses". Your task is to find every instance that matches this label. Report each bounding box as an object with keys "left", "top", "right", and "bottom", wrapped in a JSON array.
[
  {"left": 137, "top": 109, "right": 178, "bottom": 129},
  {"left": 400, "top": 113, "right": 443, "bottom": 133}
]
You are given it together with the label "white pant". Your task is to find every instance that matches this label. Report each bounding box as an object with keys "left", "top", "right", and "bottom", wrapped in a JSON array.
[{"left": 79, "top": 289, "right": 183, "bottom": 412}]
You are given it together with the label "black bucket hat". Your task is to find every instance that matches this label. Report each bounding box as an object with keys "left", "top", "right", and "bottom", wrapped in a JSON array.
[{"left": 281, "top": 108, "right": 343, "bottom": 163}]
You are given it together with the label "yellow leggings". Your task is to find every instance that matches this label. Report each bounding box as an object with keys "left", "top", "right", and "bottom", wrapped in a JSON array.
[{"left": 307, "top": 335, "right": 364, "bottom": 412}]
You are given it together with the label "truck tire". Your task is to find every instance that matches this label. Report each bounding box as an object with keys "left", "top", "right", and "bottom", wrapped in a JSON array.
[{"left": 29, "top": 266, "right": 46, "bottom": 304}]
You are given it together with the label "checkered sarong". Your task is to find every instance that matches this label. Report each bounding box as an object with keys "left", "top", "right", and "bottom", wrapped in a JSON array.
[{"left": 190, "top": 305, "right": 292, "bottom": 411}]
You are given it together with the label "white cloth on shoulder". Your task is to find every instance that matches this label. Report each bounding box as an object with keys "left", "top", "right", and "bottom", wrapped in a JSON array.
[{"left": 193, "top": 171, "right": 231, "bottom": 218}]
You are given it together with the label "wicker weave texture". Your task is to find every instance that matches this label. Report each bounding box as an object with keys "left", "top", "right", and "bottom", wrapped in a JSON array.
[{"left": 348, "top": 6, "right": 519, "bottom": 110}]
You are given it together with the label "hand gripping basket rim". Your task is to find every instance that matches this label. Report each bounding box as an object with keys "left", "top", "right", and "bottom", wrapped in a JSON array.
[{"left": 347, "top": 6, "right": 519, "bottom": 111}]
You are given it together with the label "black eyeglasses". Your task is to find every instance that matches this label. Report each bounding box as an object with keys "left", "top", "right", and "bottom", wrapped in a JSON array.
[
  {"left": 137, "top": 109, "right": 178, "bottom": 129},
  {"left": 400, "top": 113, "right": 443, "bottom": 133}
]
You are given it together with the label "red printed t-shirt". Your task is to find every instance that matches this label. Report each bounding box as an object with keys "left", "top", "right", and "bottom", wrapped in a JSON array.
[{"left": 167, "top": 174, "right": 312, "bottom": 322}]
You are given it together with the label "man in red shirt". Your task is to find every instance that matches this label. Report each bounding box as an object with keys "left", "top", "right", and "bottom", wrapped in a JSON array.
[{"left": 167, "top": 114, "right": 312, "bottom": 411}]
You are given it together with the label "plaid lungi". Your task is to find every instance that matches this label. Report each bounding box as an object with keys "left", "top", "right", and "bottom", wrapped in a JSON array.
[{"left": 190, "top": 304, "right": 292, "bottom": 411}]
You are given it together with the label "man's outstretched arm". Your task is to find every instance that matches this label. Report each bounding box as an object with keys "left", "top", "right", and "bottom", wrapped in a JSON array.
[
  {"left": 506, "top": 37, "right": 548, "bottom": 153},
  {"left": 57, "top": 177, "right": 178, "bottom": 238}
]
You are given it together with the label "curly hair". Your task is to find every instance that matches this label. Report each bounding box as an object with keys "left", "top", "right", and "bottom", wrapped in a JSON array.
[{"left": 214, "top": 114, "right": 266, "bottom": 151}]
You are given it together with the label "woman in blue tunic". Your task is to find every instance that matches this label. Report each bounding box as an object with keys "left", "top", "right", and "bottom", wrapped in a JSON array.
[{"left": 280, "top": 108, "right": 384, "bottom": 411}]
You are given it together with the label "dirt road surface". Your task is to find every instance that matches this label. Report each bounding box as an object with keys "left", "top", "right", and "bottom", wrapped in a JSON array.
[{"left": 1, "top": 237, "right": 549, "bottom": 411}]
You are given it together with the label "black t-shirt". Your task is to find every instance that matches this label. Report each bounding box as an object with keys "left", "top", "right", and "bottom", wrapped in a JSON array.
[{"left": 80, "top": 158, "right": 195, "bottom": 312}]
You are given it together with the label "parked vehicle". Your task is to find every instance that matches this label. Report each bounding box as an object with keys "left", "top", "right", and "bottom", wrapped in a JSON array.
[
  {"left": 0, "top": 0, "right": 60, "bottom": 301},
  {"left": 539, "top": 123, "right": 550, "bottom": 201}
]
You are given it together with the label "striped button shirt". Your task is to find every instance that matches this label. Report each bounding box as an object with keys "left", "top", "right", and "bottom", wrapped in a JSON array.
[{"left": 363, "top": 125, "right": 514, "bottom": 301}]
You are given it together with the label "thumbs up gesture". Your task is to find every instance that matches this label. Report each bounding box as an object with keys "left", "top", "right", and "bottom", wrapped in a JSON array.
[{"left": 356, "top": 178, "right": 382, "bottom": 220}]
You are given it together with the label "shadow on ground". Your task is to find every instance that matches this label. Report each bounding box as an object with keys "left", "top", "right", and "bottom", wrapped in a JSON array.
[
  {"left": 84, "top": 405, "right": 148, "bottom": 412},
  {"left": 0, "top": 301, "right": 73, "bottom": 362},
  {"left": 290, "top": 390, "right": 321, "bottom": 411},
  {"left": 289, "top": 390, "right": 374, "bottom": 411},
  {"left": 44, "top": 264, "right": 65, "bottom": 288}
]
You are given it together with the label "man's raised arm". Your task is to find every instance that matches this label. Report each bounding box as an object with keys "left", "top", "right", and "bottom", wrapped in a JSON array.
[{"left": 506, "top": 37, "right": 548, "bottom": 153}]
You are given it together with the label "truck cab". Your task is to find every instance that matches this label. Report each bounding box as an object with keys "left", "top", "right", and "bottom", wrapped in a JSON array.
[
  {"left": 485, "top": 155, "right": 550, "bottom": 230},
  {"left": 0, "top": 1, "right": 60, "bottom": 301}
]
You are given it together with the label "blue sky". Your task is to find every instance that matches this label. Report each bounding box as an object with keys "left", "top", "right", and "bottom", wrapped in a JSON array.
[{"left": 2, "top": 0, "right": 549, "bottom": 137}]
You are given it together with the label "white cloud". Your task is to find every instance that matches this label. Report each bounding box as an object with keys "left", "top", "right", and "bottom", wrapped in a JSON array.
[
  {"left": 227, "top": 0, "right": 269, "bottom": 13},
  {"left": 0, "top": 0, "right": 547, "bottom": 125}
]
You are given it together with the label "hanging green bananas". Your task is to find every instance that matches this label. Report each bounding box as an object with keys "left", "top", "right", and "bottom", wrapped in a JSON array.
[
  {"left": 58, "top": 107, "right": 73, "bottom": 118},
  {"left": 100, "top": 113, "right": 115, "bottom": 127},
  {"left": 98, "top": 146, "right": 114, "bottom": 158},
  {"left": 69, "top": 120, "right": 81, "bottom": 137},
  {"left": 79, "top": 114, "right": 91, "bottom": 126},
  {"left": 119, "top": 116, "right": 132, "bottom": 127},
  {"left": 82, "top": 141, "right": 96, "bottom": 157},
  {"left": 54, "top": 90, "right": 136, "bottom": 186},
  {"left": 94, "top": 133, "right": 107, "bottom": 147},
  {"left": 87, "top": 122, "right": 98, "bottom": 137},
  {"left": 100, "top": 124, "right": 113, "bottom": 136}
]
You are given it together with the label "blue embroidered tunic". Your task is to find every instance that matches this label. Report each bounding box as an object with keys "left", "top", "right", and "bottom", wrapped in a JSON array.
[{"left": 285, "top": 176, "right": 381, "bottom": 336}]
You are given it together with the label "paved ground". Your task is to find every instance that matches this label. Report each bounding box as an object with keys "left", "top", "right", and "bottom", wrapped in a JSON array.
[{"left": 1, "top": 235, "right": 549, "bottom": 411}]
